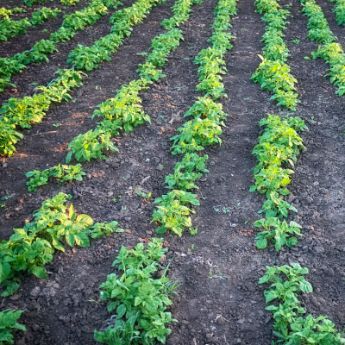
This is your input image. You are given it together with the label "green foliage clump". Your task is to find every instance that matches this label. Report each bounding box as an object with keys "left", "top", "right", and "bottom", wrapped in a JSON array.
[
  {"left": 260, "top": 264, "right": 345, "bottom": 344},
  {"left": 250, "top": 114, "right": 306, "bottom": 251},
  {"left": 0, "top": 309, "right": 26, "bottom": 345},
  {"left": 252, "top": 0, "right": 299, "bottom": 110},
  {"left": 94, "top": 239, "right": 175, "bottom": 345},
  {"left": 26, "top": 164, "right": 85, "bottom": 192}
]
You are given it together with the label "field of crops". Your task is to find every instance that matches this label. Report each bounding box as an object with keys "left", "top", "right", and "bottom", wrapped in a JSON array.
[{"left": 0, "top": 0, "right": 344, "bottom": 343}]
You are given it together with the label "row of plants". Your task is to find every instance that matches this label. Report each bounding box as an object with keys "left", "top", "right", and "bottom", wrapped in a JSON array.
[
  {"left": 26, "top": 163, "right": 85, "bottom": 192},
  {"left": 260, "top": 263, "right": 345, "bottom": 343},
  {"left": 152, "top": 0, "right": 237, "bottom": 236},
  {"left": 300, "top": 0, "right": 345, "bottom": 96},
  {"left": 252, "top": 117, "right": 345, "bottom": 340},
  {"left": 0, "top": 0, "right": 120, "bottom": 93},
  {"left": 250, "top": 114, "right": 306, "bottom": 251},
  {"left": 0, "top": 6, "right": 61, "bottom": 42},
  {"left": 94, "top": 238, "right": 175, "bottom": 344},
  {"left": 25, "top": 0, "right": 199, "bottom": 191},
  {"left": 251, "top": 1, "right": 345, "bottom": 342},
  {"left": 330, "top": 0, "right": 345, "bottom": 25},
  {"left": 251, "top": 0, "right": 299, "bottom": 110},
  {"left": 0, "top": 68, "right": 85, "bottom": 157},
  {"left": 0, "top": 0, "right": 162, "bottom": 158},
  {"left": 0, "top": 192, "right": 123, "bottom": 297}
]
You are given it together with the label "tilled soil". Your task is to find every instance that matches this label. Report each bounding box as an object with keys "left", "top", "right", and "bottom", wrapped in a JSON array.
[{"left": 0, "top": 0, "right": 345, "bottom": 344}]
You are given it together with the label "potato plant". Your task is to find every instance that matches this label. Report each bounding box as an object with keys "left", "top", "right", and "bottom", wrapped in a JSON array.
[
  {"left": 0, "top": 309, "right": 26, "bottom": 345},
  {"left": 260, "top": 264, "right": 345, "bottom": 344},
  {"left": 331, "top": 0, "right": 345, "bottom": 25},
  {"left": 250, "top": 114, "right": 306, "bottom": 251},
  {"left": 94, "top": 239, "right": 175, "bottom": 345},
  {"left": 26, "top": 164, "right": 85, "bottom": 192},
  {"left": 251, "top": 0, "right": 299, "bottom": 109}
]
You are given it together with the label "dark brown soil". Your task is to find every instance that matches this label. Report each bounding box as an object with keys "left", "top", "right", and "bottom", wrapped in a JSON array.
[{"left": 1, "top": 0, "right": 345, "bottom": 344}]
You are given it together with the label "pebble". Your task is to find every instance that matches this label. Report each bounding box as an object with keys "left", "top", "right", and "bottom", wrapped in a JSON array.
[{"left": 30, "top": 286, "right": 41, "bottom": 298}]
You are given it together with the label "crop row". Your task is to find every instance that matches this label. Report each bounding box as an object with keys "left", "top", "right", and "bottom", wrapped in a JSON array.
[
  {"left": 0, "top": 0, "right": 162, "bottom": 157},
  {"left": 250, "top": 114, "right": 306, "bottom": 251},
  {"left": 260, "top": 264, "right": 345, "bottom": 343},
  {"left": 26, "top": 0, "right": 198, "bottom": 190},
  {"left": 153, "top": 0, "right": 237, "bottom": 236},
  {"left": 331, "top": 0, "right": 345, "bottom": 25},
  {"left": 94, "top": 239, "right": 174, "bottom": 344},
  {"left": 0, "top": 6, "right": 61, "bottom": 42},
  {"left": 252, "top": 0, "right": 299, "bottom": 110},
  {"left": 0, "top": 0, "right": 120, "bottom": 93},
  {"left": 300, "top": 0, "right": 345, "bottom": 95}
]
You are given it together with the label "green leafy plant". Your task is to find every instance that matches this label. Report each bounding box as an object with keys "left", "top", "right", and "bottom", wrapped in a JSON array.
[
  {"left": 0, "top": 309, "right": 26, "bottom": 345},
  {"left": 331, "top": 0, "right": 345, "bottom": 25},
  {"left": 250, "top": 114, "right": 306, "bottom": 251},
  {"left": 260, "top": 264, "right": 345, "bottom": 344},
  {"left": 252, "top": 0, "right": 299, "bottom": 109},
  {"left": 0, "top": 193, "right": 122, "bottom": 296},
  {"left": 26, "top": 164, "right": 85, "bottom": 192},
  {"left": 94, "top": 239, "right": 175, "bottom": 345},
  {"left": 153, "top": 190, "right": 200, "bottom": 236}
]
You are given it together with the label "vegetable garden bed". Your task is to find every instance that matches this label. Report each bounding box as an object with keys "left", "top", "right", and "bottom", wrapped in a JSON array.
[{"left": 0, "top": 0, "right": 345, "bottom": 343}]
